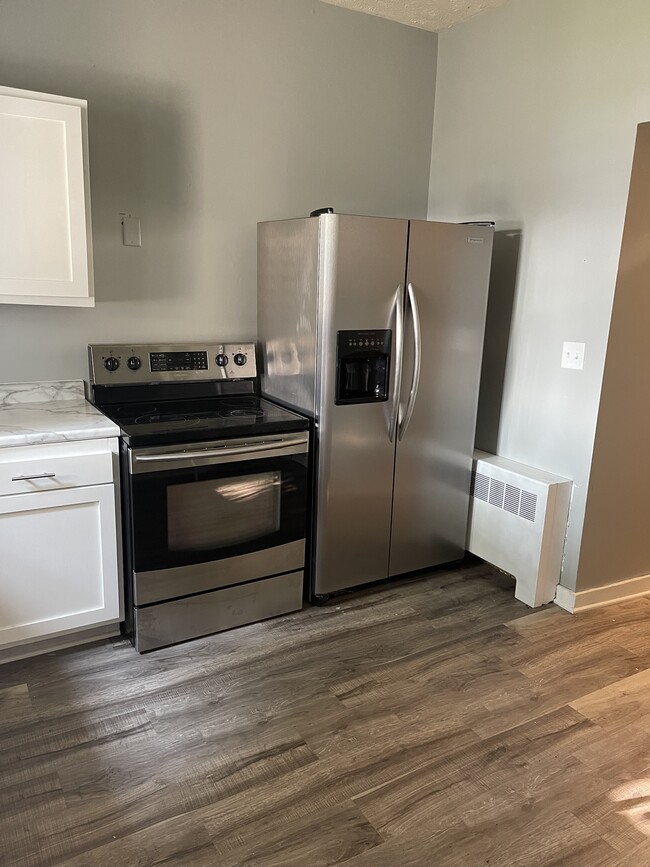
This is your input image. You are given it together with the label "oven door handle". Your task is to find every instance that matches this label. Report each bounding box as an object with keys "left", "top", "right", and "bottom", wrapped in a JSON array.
[{"left": 131, "top": 435, "right": 309, "bottom": 472}]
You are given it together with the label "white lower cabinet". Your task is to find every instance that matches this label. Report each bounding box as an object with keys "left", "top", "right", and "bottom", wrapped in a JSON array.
[{"left": 0, "top": 439, "right": 122, "bottom": 653}]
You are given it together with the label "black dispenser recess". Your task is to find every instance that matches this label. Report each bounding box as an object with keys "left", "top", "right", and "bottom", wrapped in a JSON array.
[{"left": 336, "top": 329, "right": 392, "bottom": 405}]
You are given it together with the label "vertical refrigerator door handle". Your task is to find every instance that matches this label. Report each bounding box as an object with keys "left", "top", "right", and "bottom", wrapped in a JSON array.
[
  {"left": 398, "top": 282, "right": 422, "bottom": 441},
  {"left": 389, "top": 284, "right": 404, "bottom": 442}
]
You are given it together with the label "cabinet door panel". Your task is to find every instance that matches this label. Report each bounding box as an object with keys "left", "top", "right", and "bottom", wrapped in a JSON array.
[
  {"left": 0, "top": 485, "right": 120, "bottom": 647},
  {"left": 0, "top": 88, "right": 93, "bottom": 306}
]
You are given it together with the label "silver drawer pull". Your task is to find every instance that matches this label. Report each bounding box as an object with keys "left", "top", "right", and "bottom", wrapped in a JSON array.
[{"left": 11, "top": 472, "right": 57, "bottom": 482}]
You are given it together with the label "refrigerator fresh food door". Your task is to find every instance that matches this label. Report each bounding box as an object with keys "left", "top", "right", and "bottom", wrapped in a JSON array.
[
  {"left": 389, "top": 220, "right": 493, "bottom": 577},
  {"left": 314, "top": 215, "right": 408, "bottom": 596}
]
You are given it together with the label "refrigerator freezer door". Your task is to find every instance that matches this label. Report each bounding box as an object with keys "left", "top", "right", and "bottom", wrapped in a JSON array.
[
  {"left": 389, "top": 221, "right": 493, "bottom": 577},
  {"left": 314, "top": 215, "right": 408, "bottom": 596}
]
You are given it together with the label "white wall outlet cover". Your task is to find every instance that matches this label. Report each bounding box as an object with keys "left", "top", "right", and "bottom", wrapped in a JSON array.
[{"left": 561, "top": 341, "right": 585, "bottom": 370}]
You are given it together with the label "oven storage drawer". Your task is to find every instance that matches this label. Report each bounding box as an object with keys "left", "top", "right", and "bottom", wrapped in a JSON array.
[
  {"left": 134, "top": 569, "right": 303, "bottom": 652},
  {"left": 0, "top": 439, "right": 115, "bottom": 496},
  {"left": 134, "top": 539, "right": 305, "bottom": 604}
]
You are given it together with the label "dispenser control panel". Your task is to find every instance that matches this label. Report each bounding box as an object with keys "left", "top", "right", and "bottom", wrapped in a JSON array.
[{"left": 338, "top": 330, "right": 392, "bottom": 354}]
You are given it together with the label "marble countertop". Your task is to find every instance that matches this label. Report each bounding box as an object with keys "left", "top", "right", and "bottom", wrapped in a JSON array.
[{"left": 0, "top": 381, "right": 120, "bottom": 448}]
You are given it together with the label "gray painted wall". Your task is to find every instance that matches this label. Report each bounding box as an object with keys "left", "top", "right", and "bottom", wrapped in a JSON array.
[
  {"left": 0, "top": 0, "right": 436, "bottom": 381},
  {"left": 428, "top": 0, "right": 650, "bottom": 591}
]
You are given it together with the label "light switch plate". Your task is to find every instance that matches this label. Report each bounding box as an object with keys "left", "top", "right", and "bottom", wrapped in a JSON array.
[
  {"left": 121, "top": 214, "right": 141, "bottom": 247},
  {"left": 561, "top": 341, "right": 585, "bottom": 370}
]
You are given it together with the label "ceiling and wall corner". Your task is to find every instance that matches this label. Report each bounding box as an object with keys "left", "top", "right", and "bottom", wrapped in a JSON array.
[
  {"left": 319, "top": 0, "right": 509, "bottom": 31},
  {"left": 0, "top": 0, "right": 436, "bottom": 382},
  {"left": 427, "top": 0, "right": 650, "bottom": 593}
]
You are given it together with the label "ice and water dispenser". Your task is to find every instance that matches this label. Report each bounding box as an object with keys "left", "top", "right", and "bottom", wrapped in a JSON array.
[{"left": 336, "top": 330, "right": 392, "bottom": 405}]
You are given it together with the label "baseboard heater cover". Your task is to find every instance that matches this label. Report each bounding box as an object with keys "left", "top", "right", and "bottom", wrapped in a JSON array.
[{"left": 467, "top": 450, "right": 572, "bottom": 608}]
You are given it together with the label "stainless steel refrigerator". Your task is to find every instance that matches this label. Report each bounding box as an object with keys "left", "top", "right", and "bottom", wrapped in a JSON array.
[{"left": 257, "top": 213, "right": 493, "bottom": 600}]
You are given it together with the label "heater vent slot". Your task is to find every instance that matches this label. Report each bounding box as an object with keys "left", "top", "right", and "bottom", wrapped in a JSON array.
[
  {"left": 504, "top": 484, "right": 521, "bottom": 515},
  {"left": 520, "top": 491, "right": 537, "bottom": 522},
  {"left": 488, "top": 478, "right": 505, "bottom": 508},
  {"left": 472, "top": 471, "right": 489, "bottom": 502}
]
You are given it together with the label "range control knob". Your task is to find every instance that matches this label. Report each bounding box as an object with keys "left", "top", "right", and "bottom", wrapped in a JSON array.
[
  {"left": 104, "top": 356, "right": 119, "bottom": 372},
  {"left": 216, "top": 353, "right": 229, "bottom": 367},
  {"left": 127, "top": 356, "right": 141, "bottom": 371},
  {"left": 233, "top": 353, "right": 247, "bottom": 367}
]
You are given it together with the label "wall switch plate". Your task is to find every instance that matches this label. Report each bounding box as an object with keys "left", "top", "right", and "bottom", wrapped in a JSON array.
[
  {"left": 561, "top": 341, "right": 585, "bottom": 370},
  {"left": 121, "top": 214, "right": 141, "bottom": 247}
]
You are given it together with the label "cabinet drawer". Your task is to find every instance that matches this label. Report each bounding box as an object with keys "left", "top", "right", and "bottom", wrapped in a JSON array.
[{"left": 0, "top": 441, "right": 115, "bottom": 496}]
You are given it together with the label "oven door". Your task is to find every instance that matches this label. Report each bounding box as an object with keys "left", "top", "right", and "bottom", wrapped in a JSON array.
[{"left": 127, "top": 432, "right": 309, "bottom": 605}]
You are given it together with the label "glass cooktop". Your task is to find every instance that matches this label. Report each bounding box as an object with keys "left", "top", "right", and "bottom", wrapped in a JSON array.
[{"left": 101, "top": 396, "right": 309, "bottom": 446}]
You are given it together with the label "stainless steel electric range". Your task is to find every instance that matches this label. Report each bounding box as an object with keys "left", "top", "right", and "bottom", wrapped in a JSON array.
[{"left": 86, "top": 342, "right": 310, "bottom": 652}]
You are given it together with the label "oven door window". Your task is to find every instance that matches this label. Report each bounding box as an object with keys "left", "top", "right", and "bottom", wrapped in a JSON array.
[
  {"left": 167, "top": 471, "right": 281, "bottom": 552},
  {"left": 130, "top": 454, "right": 307, "bottom": 572}
]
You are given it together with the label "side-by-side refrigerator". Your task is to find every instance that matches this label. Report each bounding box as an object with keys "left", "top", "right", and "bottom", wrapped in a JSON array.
[{"left": 258, "top": 213, "right": 493, "bottom": 600}]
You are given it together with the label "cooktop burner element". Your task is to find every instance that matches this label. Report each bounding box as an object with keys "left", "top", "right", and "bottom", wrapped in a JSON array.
[
  {"left": 135, "top": 413, "right": 201, "bottom": 425},
  {"left": 220, "top": 407, "right": 265, "bottom": 419}
]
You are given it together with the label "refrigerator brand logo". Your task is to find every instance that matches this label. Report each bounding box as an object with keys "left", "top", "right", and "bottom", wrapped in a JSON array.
[{"left": 467, "top": 237, "right": 485, "bottom": 244}]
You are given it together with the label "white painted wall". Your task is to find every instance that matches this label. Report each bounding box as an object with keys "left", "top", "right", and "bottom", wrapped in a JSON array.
[
  {"left": 428, "top": 0, "right": 650, "bottom": 591},
  {"left": 0, "top": 0, "right": 436, "bottom": 381}
]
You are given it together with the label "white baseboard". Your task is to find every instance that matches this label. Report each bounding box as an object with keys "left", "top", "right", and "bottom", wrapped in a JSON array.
[
  {"left": 0, "top": 623, "right": 120, "bottom": 665},
  {"left": 554, "top": 573, "right": 650, "bottom": 613}
]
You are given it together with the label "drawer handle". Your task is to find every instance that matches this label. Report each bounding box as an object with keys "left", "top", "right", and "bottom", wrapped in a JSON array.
[{"left": 11, "top": 472, "right": 57, "bottom": 482}]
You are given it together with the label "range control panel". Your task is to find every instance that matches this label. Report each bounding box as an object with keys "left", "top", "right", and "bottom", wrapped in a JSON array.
[
  {"left": 150, "top": 351, "right": 209, "bottom": 372},
  {"left": 88, "top": 342, "right": 257, "bottom": 386}
]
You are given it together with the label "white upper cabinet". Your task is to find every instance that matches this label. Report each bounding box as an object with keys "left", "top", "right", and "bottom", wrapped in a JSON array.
[{"left": 0, "top": 86, "right": 94, "bottom": 306}]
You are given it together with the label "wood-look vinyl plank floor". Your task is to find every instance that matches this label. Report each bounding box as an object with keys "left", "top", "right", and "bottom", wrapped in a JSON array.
[{"left": 3, "top": 561, "right": 650, "bottom": 865}]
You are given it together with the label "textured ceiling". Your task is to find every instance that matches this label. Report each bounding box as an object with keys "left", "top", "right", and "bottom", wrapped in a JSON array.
[{"left": 319, "top": 0, "right": 508, "bottom": 31}]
